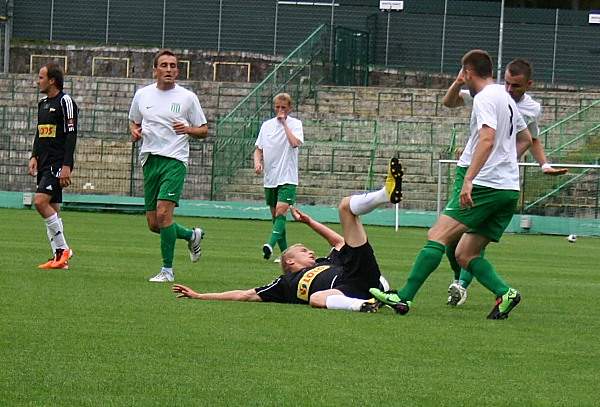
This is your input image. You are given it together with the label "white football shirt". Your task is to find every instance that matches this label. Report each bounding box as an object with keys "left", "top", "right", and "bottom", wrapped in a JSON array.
[
  {"left": 254, "top": 116, "right": 304, "bottom": 187},
  {"left": 129, "top": 83, "right": 207, "bottom": 165},
  {"left": 461, "top": 89, "right": 540, "bottom": 139},
  {"left": 458, "top": 84, "right": 527, "bottom": 190}
]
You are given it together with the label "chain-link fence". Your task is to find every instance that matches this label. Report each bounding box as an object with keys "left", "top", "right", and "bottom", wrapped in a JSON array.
[{"left": 7, "top": 0, "right": 600, "bottom": 88}]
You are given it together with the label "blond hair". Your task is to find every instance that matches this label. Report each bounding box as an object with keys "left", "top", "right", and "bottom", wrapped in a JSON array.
[
  {"left": 273, "top": 93, "right": 292, "bottom": 105},
  {"left": 279, "top": 243, "right": 305, "bottom": 273}
]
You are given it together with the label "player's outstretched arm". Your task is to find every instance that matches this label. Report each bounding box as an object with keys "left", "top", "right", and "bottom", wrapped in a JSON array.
[
  {"left": 290, "top": 206, "right": 345, "bottom": 250},
  {"left": 173, "top": 284, "right": 262, "bottom": 302},
  {"left": 529, "top": 138, "right": 568, "bottom": 176}
]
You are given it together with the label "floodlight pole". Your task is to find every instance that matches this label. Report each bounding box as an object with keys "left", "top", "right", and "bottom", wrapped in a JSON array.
[
  {"left": 497, "top": 0, "right": 505, "bottom": 83},
  {"left": 3, "top": 0, "right": 13, "bottom": 74},
  {"left": 441, "top": 0, "right": 448, "bottom": 71},
  {"left": 385, "top": 12, "right": 390, "bottom": 65}
]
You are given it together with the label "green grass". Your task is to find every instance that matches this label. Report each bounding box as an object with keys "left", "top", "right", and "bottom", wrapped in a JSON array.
[{"left": 1, "top": 207, "right": 598, "bottom": 406}]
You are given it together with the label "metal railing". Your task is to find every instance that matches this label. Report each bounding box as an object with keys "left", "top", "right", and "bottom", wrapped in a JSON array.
[{"left": 211, "top": 24, "right": 331, "bottom": 200}]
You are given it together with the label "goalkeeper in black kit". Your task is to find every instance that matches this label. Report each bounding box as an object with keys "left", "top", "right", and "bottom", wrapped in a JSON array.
[
  {"left": 28, "top": 61, "right": 78, "bottom": 270},
  {"left": 173, "top": 158, "right": 404, "bottom": 313}
]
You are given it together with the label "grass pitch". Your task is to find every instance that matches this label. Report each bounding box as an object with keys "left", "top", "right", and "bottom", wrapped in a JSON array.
[{"left": 1, "top": 207, "right": 598, "bottom": 406}]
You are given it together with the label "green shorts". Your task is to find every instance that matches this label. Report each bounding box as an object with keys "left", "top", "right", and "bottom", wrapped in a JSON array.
[
  {"left": 142, "top": 155, "right": 187, "bottom": 211},
  {"left": 443, "top": 166, "right": 518, "bottom": 242},
  {"left": 265, "top": 184, "right": 297, "bottom": 207}
]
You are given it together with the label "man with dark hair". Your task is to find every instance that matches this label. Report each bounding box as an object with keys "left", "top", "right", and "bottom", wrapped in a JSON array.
[
  {"left": 29, "top": 61, "right": 78, "bottom": 270},
  {"left": 173, "top": 158, "right": 404, "bottom": 312},
  {"left": 372, "top": 50, "right": 532, "bottom": 319},
  {"left": 441, "top": 57, "right": 568, "bottom": 306},
  {"left": 129, "top": 49, "right": 209, "bottom": 282}
]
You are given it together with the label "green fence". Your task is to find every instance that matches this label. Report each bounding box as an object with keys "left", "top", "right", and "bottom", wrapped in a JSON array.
[{"left": 520, "top": 100, "right": 600, "bottom": 217}]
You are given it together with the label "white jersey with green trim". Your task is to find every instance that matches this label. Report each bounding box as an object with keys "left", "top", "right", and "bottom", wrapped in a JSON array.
[
  {"left": 458, "top": 84, "right": 527, "bottom": 191},
  {"left": 254, "top": 116, "right": 304, "bottom": 188},
  {"left": 461, "top": 89, "right": 540, "bottom": 139},
  {"left": 129, "top": 83, "right": 207, "bottom": 166}
]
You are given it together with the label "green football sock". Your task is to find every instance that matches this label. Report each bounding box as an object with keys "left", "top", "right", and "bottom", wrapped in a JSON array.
[
  {"left": 398, "top": 240, "right": 445, "bottom": 301},
  {"left": 268, "top": 215, "right": 286, "bottom": 248},
  {"left": 458, "top": 248, "right": 485, "bottom": 288},
  {"left": 160, "top": 224, "right": 177, "bottom": 269},
  {"left": 173, "top": 222, "right": 193, "bottom": 240},
  {"left": 445, "top": 246, "right": 461, "bottom": 281},
  {"left": 467, "top": 256, "right": 509, "bottom": 298},
  {"left": 277, "top": 228, "right": 288, "bottom": 252}
]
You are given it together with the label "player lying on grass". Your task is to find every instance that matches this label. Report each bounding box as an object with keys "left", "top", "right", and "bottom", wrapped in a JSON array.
[{"left": 173, "top": 158, "right": 404, "bottom": 312}]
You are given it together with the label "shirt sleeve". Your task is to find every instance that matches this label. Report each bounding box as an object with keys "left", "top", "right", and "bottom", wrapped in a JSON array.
[
  {"left": 128, "top": 90, "right": 141, "bottom": 123},
  {"left": 61, "top": 95, "right": 78, "bottom": 168},
  {"left": 255, "top": 122, "right": 266, "bottom": 148},
  {"left": 473, "top": 96, "right": 498, "bottom": 131},
  {"left": 461, "top": 89, "right": 473, "bottom": 107},
  {"left": 291, "top": 118, "right": 304, "bottom": 144},
  {"left": 187, "top": 93, "right": 207, "bottom": 127},
  {"left": 254, "top": 276, "right": 301, "bottom": 303}
]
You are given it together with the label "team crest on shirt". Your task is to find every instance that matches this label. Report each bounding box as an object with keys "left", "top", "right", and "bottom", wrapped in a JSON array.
[{"left": 170, "top": 103, "right": 181, "bottom": 113}]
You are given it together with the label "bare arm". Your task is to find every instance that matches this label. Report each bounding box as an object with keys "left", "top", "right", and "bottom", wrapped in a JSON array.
[
  {"left": 130, "top": 120, "right": 142, "bottom": 142},
  {"left": 59, "top": 165, "right": 72, "bottom": 188},
  {"left": 442, "top": 69, "right": 467, "bottom": 108},
  {"left": 173, "top": 284, "right": 263, "bottom": 302},
  {"left": 460, "top": 125, "right": 495, "bottom": 209},
  {"left": 173, "top": 122, "right": 209, "bottom": 140},
  {"left": 278, "top": 111, "right": 302, "bottom": 148},
  {"left": 516, "top": 128, "right": 533, "bottom": 160},
  {"left": 529, "top": 137, "right": 568, "bottom": 175},
  {"left": 253, "top": 147, "right": 264, "bottom": 174},
  {"left": 290, "top": 206, "right": 345, "bottom": 250},
  {"left": 28, "top": 157, "right": 38, "bottom": 176}
]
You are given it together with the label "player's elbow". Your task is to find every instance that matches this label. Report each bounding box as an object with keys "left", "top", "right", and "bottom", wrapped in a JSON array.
[{"left": 192, "top": 125, "right": 209, "bottom": 139}]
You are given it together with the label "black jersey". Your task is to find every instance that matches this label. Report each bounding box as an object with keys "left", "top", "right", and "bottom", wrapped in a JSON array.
[
  {"left": 255, "top": 255, "right": 345, "bottom": 305},
  {"left": 254, "top": 244, "right": 382, "bottom": 304},
  {"left": 31, "top": 92, "right": 78, "bottom": 171}
]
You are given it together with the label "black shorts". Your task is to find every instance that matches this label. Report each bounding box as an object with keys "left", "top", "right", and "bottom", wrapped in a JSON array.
[
  {"left": 36, "top": 166, "right": 63, "bottom": 204},
  {"left": 333, "top": 242, "right": 381, "bottom": 299}
]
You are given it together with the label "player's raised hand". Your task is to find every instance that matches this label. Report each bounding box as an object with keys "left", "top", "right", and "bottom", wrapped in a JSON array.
[{"left": 290, "top": 206, "right": 311, "bottom": 224}]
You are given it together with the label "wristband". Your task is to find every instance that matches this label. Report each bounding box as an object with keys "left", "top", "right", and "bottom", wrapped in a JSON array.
[{"left": 540, "top": 163, "right": 552, "bottom": 171}]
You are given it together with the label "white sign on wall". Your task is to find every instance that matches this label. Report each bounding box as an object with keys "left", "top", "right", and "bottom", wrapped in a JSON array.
[{"left": 380, "top": 1, "right": 404, "bottom": 12}]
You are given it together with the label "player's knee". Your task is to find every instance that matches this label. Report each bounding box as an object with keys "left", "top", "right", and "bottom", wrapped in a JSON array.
[
  {"left": 33, "top": 195, "right": 49, "bottom": 213},
  {"left": 309, "top": 292, "right": 327, "bottom": 308},
  {"left": 338, "top": 196, "right": 351, "bottom": 213},
  {"left": 455, "top": 251, "right": 476, "bottom": 270}
]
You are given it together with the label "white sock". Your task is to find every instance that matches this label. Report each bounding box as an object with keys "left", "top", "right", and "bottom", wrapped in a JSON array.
[
  {"left": 46, "top": 228, "right": 57, "bottom": 253},
  {"left": 44, "top": 214, "right": 68, "bottom": 250},
  {"left": 349, "top": 187, "right": 387, "bottom": 216},
  {"left": 58, "top": 218, "right": 69, "bottom": 249},
  {"left": 325, "top": 295, "right": 365, "bottom": 311}
]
